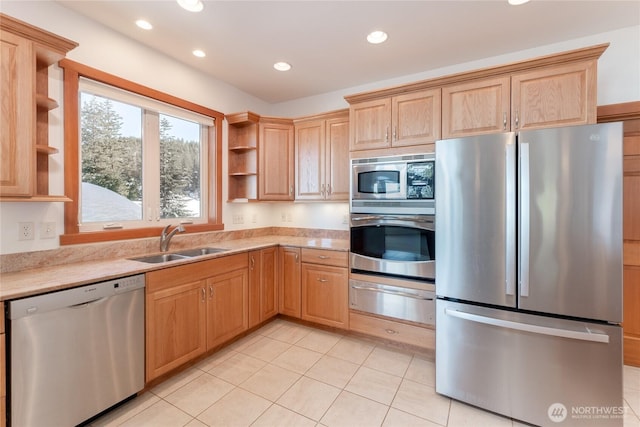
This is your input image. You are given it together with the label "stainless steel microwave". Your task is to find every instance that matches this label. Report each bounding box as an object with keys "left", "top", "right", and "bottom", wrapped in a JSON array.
[{"left": 350, "top": 153, "right": 435, "bottom": 214}]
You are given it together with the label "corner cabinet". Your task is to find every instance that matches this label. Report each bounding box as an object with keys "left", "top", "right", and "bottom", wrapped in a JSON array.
[
  {"left": 294, "top": 110, "right": 349, "bottom": 201},
  {"left": 227, "top": 112, "right": 259, "bottom": 201},
  {"left": 0, "top": 13, "right": 77, "bottom": 200},
  {"left": 248, "top": 247, "right": 279, "bottom": 328}
]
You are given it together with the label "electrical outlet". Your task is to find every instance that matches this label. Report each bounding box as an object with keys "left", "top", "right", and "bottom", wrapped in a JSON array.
[
  {"left": 237, "top": 214, "right": 244, "bottom": 224},
  {"left": 281, "top": 212, "right": 286, "bottom": 222},
  {"left": 41, "top": 222, "right": 57, "bottom": 239},
  {"left": 18, "top": 222, "right": 35, "bottom": 241},
  {"left": 342, "top": 214, "right": 349, "bottom": 224}
]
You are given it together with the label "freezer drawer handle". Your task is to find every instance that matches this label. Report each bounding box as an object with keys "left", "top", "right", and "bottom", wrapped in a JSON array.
[
  {"left": 444, "top": 308, "right": 610, "bottom": 344},
  {"left": 352, "top": 285, "right": 434, "bottom": 300}
]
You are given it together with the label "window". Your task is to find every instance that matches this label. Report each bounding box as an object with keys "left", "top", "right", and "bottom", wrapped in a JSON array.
[{"left": 60, "top": 60, "right": 223, "bottom": 244}]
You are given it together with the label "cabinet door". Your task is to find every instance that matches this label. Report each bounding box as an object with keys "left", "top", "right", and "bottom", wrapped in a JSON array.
[
  {"left": 350, "top": 98, "right": 391, "bottom": 151},
  {"left": 279, "top": 246, "right": 301, "bottom": 318},
  {"left": 261, "top": 247, "right": 279, "bottom": 320},
  {"left": 146, "top": 280, "right": 207, "bottom": 381},
  {"left": 259, "top": 122, "right": 294, "bottom": 200},
  {"left": 295, "top": 120, "right": 325, "bottom": 200},
  {"left": 248, "top": 250, "right": 262, "bottom": 328},
  {"left": 391, "top": 89, "right": 441, "bottom": 147},
  {"left": 442, "top": 76, "right": 510, "bottom": 139},
  {"left": 207, "top": 269, "right": 248, "bottom": 349},
  {"left": 326, "top": 116, "right": 350, "bottom": 200},
  {"left": 0, "top": 31, "right": 34, "bottom": 196},
  {"left": 301, "top": 263, "right": 348, "bottom": 329},
  {"left": 511, "top": 60, "right": 597, "bottom": 131}
]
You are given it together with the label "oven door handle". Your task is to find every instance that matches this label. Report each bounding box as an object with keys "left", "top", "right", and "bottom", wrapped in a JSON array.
[
  {"left": 351, "top": 284, "right": 434, "bottom": 300},
  {"left": 351, "top": 215, "right": 435, "bottom": 231}
]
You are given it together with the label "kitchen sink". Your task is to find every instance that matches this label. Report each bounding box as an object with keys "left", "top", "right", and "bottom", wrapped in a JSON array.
[
  {"left": 173, "top": 247, "right": 228, "bottom": 257},
  {"left": 129, "top": 247, "right": 228, "bottom": 263},
  {"left": 129, "top": 253, "right": 192, "bottom": 263}
]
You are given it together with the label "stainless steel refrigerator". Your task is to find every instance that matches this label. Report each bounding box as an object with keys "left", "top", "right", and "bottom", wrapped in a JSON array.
[{"left": 435, "top": 123, "right": 624, "bottom": 427}]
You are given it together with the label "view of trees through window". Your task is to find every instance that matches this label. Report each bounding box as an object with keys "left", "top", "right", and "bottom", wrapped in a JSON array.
[{"left": 80, "top": 93, "right": 201, "bottom": 223}]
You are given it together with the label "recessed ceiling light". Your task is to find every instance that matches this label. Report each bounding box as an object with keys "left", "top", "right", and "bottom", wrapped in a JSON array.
[
  {"left": 367, "top": 30, "right": 388, "bottom": 44},
  {"left": 135, "top": 19, "right": 153, "bottom": 30},
  {"left": 177, "top": 0, "right": 204, "bottom": 12},
  {"left": 274, "top": 62, "right": 292, "bottom": 71},
  {"left": 508, "top": 0, "right": 530, "bottom": 5},
  {"left": 192, "top": 49, "right": 206, "bottom": 58}
]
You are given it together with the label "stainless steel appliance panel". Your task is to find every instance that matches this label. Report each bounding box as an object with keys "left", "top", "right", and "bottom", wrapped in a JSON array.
[
  {"left": 436, "top": 299, "right": 623, "bottom": 427},
  {"left": 350, "top": 278, "right": 435, "bottom": 325},
  {"left": 10, "top": 275, "right": 145, "bottom": 427},
  {"left": 435, "top": 132, "right": 516, "bottom": 307},
  {"left": 518, "top": 123, "right": 623, "bottom": 322}
]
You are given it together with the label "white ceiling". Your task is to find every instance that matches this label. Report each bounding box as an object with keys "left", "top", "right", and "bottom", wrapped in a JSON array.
[{"left": 56, "top": 0, "right": 639, "bottom": 104}]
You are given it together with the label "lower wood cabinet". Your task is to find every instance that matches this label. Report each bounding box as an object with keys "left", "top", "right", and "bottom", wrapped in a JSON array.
[
  {"left": 349, "top": 311, "right": 435, "bottom": 350},
  {"left": 279, "top": 246, "right": 301, "bottom": 318},
  {"left": 300, "top": 248, "right": 349, "bottom": 329},
  {"left": 249, "top": 247, "right": 278, "bottom": 328},
  {"left": 145, "top": 253, "right": 249, "bottom": 382}
]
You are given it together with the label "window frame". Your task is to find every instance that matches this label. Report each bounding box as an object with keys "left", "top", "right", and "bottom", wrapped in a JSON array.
[{"left": 59, "top": 59, "right": 223, "bottom": 245}]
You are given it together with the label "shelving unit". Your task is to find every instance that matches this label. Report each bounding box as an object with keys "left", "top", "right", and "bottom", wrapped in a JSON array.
[
  {"left": 0, "top": 13, "right": 77, "bottom": 201},
  {"left": 226, "top": 112, "right": 260, "bottom": 201}
]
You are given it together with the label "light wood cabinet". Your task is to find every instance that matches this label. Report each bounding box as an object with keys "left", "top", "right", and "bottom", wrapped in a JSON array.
[
  {"left": 599, "top": 101, "right": 640, "bottom": 367},
  {"left": 294, "top": 110, "right": 349, "bottom": 201},
  {"left": 349, "top": 89, "right": 441, "bottom": 152},
  {"left": 206, "top": 269, "right": 248, "bottom": 349},
  {"left": 279, "top": 246, "right": 301, "bottom": 318},
  {"left": 145, "top": 253, "right": 249, "bottom": 381},
  {"left": 349, "top": 311, "right": 435, "bottom": 350},
  {"left": 248, "top": 247, "right": 279, "bottom": 328},
  {"left": 300, "top": 248, "right": 349, "bottom": 329},
  {"left": 0, "top": 14, "right": 77, "bottom": 200},
  {"left": 259, "top": 118, "right": 295, "bottom": 200}
]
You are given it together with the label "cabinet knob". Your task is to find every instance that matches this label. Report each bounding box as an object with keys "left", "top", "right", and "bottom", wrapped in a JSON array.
[
  {"left": 385, "top": 329, "right": 398, "bottom": 335},
  {"left": 209, "top": 285, "right": 214, "bottom": 298},
  {"left": 515, "top": 109, "right": 519, "bottom": 129},
  {"left": 503, "top": 112, "right": 507, "bottom": 130},
  {"left": 250, "top": 256, "right": 255, "bottom": 269},
  {"left": 201, "top": 288, "right": 206, "bottom": 303},
  {"left": 393, "top": 126, "right": 397, "bottom": 141},
  {"left": 317, "top": 277, "right": 329, "bottom": 283}
]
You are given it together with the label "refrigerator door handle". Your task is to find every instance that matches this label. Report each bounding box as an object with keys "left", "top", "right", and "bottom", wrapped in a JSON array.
[
  {"left": 505, "top": 141, "right": 516, "bottom": 296},
  {"left": 444, "top": 308, "right": 610, "bottom": 344},
  {"left": 519, "top": 142, "right": 530, "bottom": 297}
]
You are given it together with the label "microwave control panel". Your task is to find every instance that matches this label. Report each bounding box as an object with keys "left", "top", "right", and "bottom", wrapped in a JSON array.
[{"left": 406, "top": 161, "right": 434, "bottom": 199}]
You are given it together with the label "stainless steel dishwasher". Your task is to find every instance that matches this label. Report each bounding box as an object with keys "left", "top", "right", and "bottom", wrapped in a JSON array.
[{"left": 8, "top": 274, "right": 145, "bottom": 427}]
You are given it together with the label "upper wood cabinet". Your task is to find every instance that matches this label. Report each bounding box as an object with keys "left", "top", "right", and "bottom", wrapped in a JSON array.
[
  {"left": 347, "top": 44, "right": 607, "bottom": 142},
  {"left": 259, "top": 118, "right": 295, "bottom": 201},
  {"left": 0, "top": 14, "right": 77, "bottom": 200},
  {"left": 294, "top": 110, "right": 349, "bottom": 201},
  {"left": 349, "top": 89, "right": 441, "bottom": 151}
]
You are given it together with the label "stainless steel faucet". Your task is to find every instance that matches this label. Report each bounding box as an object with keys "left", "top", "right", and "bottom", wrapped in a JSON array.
[{"left": 160, "top": 224, "right": 186, "bottom": 252}]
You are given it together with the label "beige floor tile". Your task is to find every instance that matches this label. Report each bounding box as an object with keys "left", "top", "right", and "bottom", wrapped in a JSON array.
[
  {"left": 151, "top": 368, "right": 205, "bottom": 398},
  {"left": 295, "top": 329, "right": 343, "bottom": 353},
  {"left": 272, "top": 345, "right": 323, "bottom": 374},
  {"left": 252, "top": 404, "right": 317, "bottom": 427},
  {"left": 382, "top": 408, "right": 443, "bottom": 427},
  {"left": 404, "top": 355, "right": 436, "bottom": 387},
  {"left": 363, "top": 346, "right": 413, "bottom": 377},
  {"left": 241, "top": 363, "right": 301, "bottom": 401},
  {"left": 193, "top": 346, "right": 237, "bottom": 372},
  {"left": 164, "top": 373, "right": 234, "bottom": 416},
  {"left": 239, "top": 336, "right": 292, "bottom": 362},
  {"left": 345, "top": 366, "right": 402, "bottom": 405},
  {"left": 197, "top": 388, "right": 271, "bottom": 427},
  {"left": 391, "top": 379, "right": 451, "bottom": 426},
  {"left": 208, "top": 352, "right": 267, "bottom": 385},
  {"left": 185, "top": 418, "right": 208, "bottom": 427},
  {"left": 277, "top": 376, "right": 341, "bottom": 421},
  {"left": 227, "top": 329, "right": 266, "bottom": 352},
  {"left": 320, "top": 390, "right": 389, "bottom": 427},
  {"left": 305, "top": 354, "right": 360, "bottom": 388},
  {"left": 447, "top": 400, "right": 512, "bottom": 427},
  {"left": 91, "top": 392, "right": 160, "bottom": 427},
  {"left": 625, "top": 365, "right": 640, "bottom": 392},
  {"left": 624, "top": 411, "right": 640, "bottom": 427},
  {"left": 627, "top": 389, "right": 640, "bottom": 419},
  {"left": 327, "top": 337, "right": 374, "bottom": 364},
  {"left": 266, "top": 321, "right": 313, "bottom": 344},
  {"left": 257, "top": 318, "right": 288, "bottom": 336},
  {"left": 119, "top": 400, "right": 192, "bottom": 427}
]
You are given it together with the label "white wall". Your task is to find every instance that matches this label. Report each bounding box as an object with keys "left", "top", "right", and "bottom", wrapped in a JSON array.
[{"left": 1, "top": 1, "right": 638, "bottom": 254}]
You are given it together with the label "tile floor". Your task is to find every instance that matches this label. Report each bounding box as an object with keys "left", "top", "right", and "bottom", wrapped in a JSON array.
[{"left": 91, "top": 319, "right": 640, "bottom": 427}]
